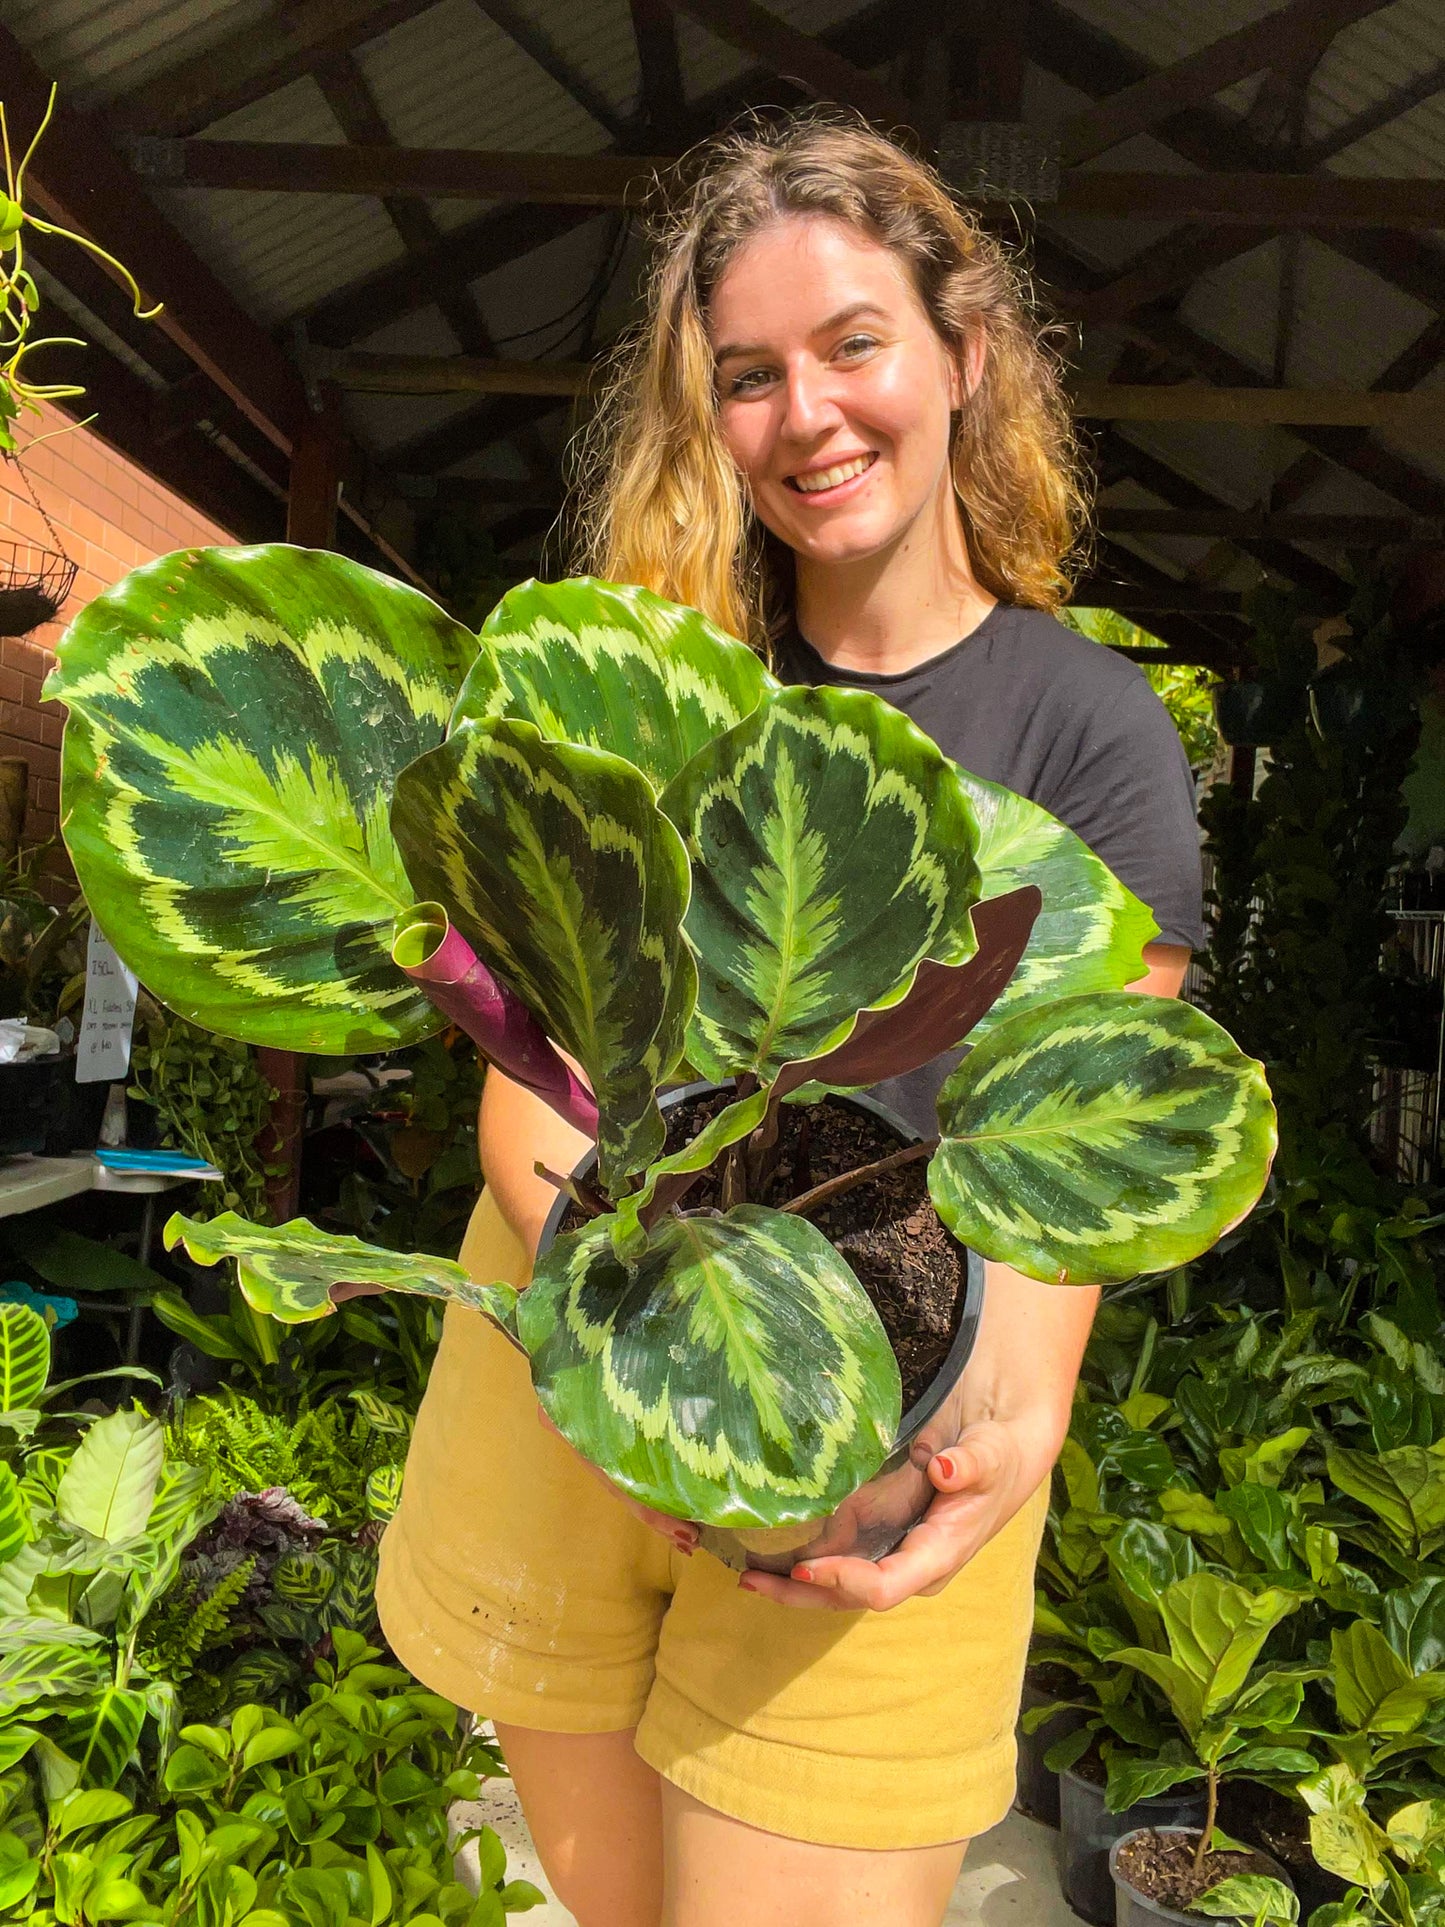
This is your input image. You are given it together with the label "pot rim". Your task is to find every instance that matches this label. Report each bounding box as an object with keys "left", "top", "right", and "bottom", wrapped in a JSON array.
[{"left": 535, "top": 1077, "right": 986, "bottom": 1448}]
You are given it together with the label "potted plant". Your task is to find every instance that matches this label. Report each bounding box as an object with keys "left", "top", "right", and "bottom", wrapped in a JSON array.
[
  {"left": 44, "top": 549, "right": 1278, "bottom": 1559},
  {"left": 1214, "top": 587, "right": 1316, "bottom": 750},
  {"left": 0, "top": 839, "right": 94, "bottom": 1154},
  {"left": 1109, "top": 1827, "right": 1296, "bottom": 1926}
]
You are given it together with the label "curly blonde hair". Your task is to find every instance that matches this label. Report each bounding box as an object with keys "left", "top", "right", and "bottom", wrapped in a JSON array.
[{"left": 573, "top": 113, "right": 1087, "bottom": 649}]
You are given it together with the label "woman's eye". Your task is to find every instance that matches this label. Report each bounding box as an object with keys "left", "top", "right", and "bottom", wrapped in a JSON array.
[
  {"left": 725, "top": 366, "right": 774, "bottom": 396},
  {"left": 837, "top": 334, "right": 880, "bottom": 360}
]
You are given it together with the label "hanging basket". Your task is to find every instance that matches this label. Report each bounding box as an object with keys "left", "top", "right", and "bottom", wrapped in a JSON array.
[{"left": 0, "top": 535, "right": 78, "bottom": 637}]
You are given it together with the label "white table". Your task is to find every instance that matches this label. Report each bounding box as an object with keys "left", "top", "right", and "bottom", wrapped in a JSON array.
[{"left": 0, "top": 1153, "right": 222, "bottom": 1356}]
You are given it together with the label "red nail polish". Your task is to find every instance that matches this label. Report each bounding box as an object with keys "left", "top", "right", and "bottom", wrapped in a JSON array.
[
  {"left": 936, "top": 1454, "right": 956, "bottom": 1479},
  {"left": 739, "top": 1574, "right": 760, "bottom": 1592},
  {"left": 794, "top": 1565, "right": 813, "bottom": 1583}
]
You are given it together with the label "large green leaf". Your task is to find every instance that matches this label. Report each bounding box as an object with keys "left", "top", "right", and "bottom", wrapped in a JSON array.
[
  {"left": 452, "top": 576, "right": 775, "bottom": 792},
  {"left": 394, "top": 717, "right": 695, "bottom": 1188},
  {"left": 518, "top": 1205, "right": 902, "bottom": 1528},
  {"left": 1114, "top": 1574, "right": 1299, "bottom": 1741},
  {"left": 53, "top": 1688, "right": 149, "bottom": 1789},
  {"left": 1332, "top": 1619, "right": 1445, "bottom": 1735},
  {"left": 0, "top": 1467, "right": 30, "bottom": 1568},
  {"left": 0, "top": 1638, "right": 109, "bottom": 1714},
  {"left": 931, "top": 992, "right": 1276, "bottom": 1285},
  {"left": 0, "top": 1304, "right": 49, "bottom": 1415},
  {"left": 45, "top": 544, "right": 477, "bottom": 1052},
  {"left": 1327, "top": 1442, "right": 1445, "bottom": 1552},
  {"left": 55, "top": 1410, "right": 164, "bottom": 1547},
  {"left": 163, "top": 1210, "right": 520, "bottom": 1333},
  {"left": 954, "top": 768, "right": 1158, "bottom": 1037},
  {"left": 661, "top": 685, "right": 981, "bottom": 1083}
]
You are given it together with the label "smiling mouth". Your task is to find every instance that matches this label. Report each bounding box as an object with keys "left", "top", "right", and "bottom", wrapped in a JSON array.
[{"left": 785, "top": 452, "right": 877, "bottom": 495}]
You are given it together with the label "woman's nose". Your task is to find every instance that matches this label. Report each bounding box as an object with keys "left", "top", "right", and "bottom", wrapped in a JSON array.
[{"left": 780, "top": 362, "right": 845, "bottom": 441}]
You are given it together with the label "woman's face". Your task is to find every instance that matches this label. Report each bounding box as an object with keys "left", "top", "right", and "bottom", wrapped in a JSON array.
[{"left": 707, "top": 215, "right": 967, "bottom": 569}]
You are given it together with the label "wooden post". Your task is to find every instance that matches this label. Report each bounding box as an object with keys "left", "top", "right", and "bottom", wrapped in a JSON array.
[{"left": 258, "top": 391, "right": 343, "bottom": 1222}]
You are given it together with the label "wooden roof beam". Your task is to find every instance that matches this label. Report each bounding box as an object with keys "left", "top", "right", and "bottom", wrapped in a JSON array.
[
  {"left": 660, "top": 0, "right": 912, "bottom": 125},
  {"left": 476, "top": 0, "right": 627, "bottom": 141},
  {"left": 106, "top": 0, "right": 443, "bottom": 138},
  {"left": 1061, "top": 0, "right": 1394, "bottom": 165},
  {"left": 1299, "top": 57, "right": 1445, "bottom": 166},
  {"left": 1097, "top": 508, "right": 1445, "bottom": 543},
  {"left": 630, "top": 0, "right": 688, "bottom": 144}
]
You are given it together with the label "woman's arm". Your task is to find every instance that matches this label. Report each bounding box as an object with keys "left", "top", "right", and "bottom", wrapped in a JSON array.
[
  {"left": 479, "top": 1065, "right": 594, "bottom": 1258},
  {"left": 740, "top": 941, "right": 1191, "bottom": 1611}
]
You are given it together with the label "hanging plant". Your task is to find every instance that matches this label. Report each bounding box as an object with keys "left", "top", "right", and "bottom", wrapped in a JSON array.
[{"left": 0, "top": 84, "right": 159, "bottom": 635}]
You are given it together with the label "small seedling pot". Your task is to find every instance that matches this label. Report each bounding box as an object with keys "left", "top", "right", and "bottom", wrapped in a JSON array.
[
  {"left": 1109, "top": 1825, "right": 1295, "bottom": 1927},
  {"left": 1013, "top": 1675, "right": 1087, "bottom": 1828},
  {"left": 536, "top": 1081, "right": 985, "bottom": 1575},
  {"left": 1059, "top": 1767, "right": 1208, "bottom": 1927}
]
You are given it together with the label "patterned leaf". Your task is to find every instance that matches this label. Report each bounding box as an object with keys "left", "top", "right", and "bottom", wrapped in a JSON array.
[
  {"left": 0, "top": 1304, "right": 49, "bottom": 1414},
  {"left": 931, "top": 992, "right": 1276, "bottom": 1285},
  {"left": 365, "top": 1465, "right": 404, "bottom": 1523},
  {"left": 393, "top": 718, "right": 696, "bottom": 1188},
  {"left": 452, "top": 576, "right": 775, "bottom": 792},
  {"left": 0, "top": 1467, "right": 30, "bottom": 1567},
  {"left": 163, "top": 1210, "right": 520, "bottom": 1331},
  {"left": 52, "top": 1688, "right": 148, "bottom": 1789},
  {"left": 518, "top": 1205, "right": 901, "bottom": 1528},
  {"left": 274, "top": 1552, "right": 336, "bottom": 1608},
  {"left": 55, "top": 1410, "right": 164, "bottom": 1546},
  {"left": 954, "top": 768, "right": 1158, "bottom": 1038},
  {"left": 661, "top": 685, "right": 981, "bottom": 1083},
  {"left": 0, "top": 1639, "right": 109, "bottom": 1714},
  {"left": 45, "top": 544, "right": 477, "bottom": 1052}
]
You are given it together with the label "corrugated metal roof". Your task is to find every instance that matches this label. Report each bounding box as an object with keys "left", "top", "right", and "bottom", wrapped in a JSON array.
[{"left": 4, "top": 0, "right": 267, "bottom": 108}]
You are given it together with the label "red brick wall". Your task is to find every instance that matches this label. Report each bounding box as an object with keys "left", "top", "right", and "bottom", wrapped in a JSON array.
[{"left": 2, "top": 404, "right": 232, "bottom": 863}]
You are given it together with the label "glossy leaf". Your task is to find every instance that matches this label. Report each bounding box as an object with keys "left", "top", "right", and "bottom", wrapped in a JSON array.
[
  {"left": 1113, "top": 1574, "right": 1300, "bottom": 1742},
  {"left": 661, "top": 684, "right": 980, "bottom": 1082},
  {"left": 1326, "top": 1442, "right": 1445, "bottom": 1551},
  {"left": 393, "top": 717, "right": 695, "bottom": 1188},
  {"left": 1190, "top": 1874, "right": 1298, "bottom": 1924},
  {"left": 1331, "top": 1619, "right": 1445, "bottom": 1735},
  {"left": 518, "top": 1205, "right": 902, "bottom": 1528},
  {"left": 0, "top": 1303, "right": 48, "bottom": 1414},
  {"left": 0, "top": 1638, "right": 109, "bottom": 1714},
  {"left": 164, "top": 1210, "right": 519, "bottom": 1332},
  {"left": 1379, "top": 1577, "right": 1445, "bottom": 1673},
  {"left": 45, "top": 543, "right": 476, "bottom": 1052},
  {"left": 931, "top": 992, "right": 1276, "bottom": 1285},
  {"left": 54, "top": 1408, "right": 163, "bottom": 1546},
  {"left": 954, "top": 766, "right": 1158, "bottom": 1037},
  {"left": 453, "top": 576, "right": 775, "bottom": 792}
]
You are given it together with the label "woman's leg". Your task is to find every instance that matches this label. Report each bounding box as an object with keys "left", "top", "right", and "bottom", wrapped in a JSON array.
[
  {"left": 494, "top": 1723, "right": 664, "bottom": 1927},
  {"left": 660, "top": 1781, "right": 966, "bottom": 1927}
]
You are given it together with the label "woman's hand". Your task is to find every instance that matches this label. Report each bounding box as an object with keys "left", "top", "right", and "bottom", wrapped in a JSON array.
[{"left": 734, "top": 1411, "right": 1047, "bottom": 1612}]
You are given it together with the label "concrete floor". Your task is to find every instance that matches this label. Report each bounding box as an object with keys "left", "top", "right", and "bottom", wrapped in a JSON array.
[{"left": 455, "top": 1780, "right": 1080, "bottom": 1925}]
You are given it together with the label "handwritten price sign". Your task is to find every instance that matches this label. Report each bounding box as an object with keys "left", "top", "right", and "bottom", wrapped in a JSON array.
[{"left": 76, "top": 921, "right": 139, "bottom": 1085}]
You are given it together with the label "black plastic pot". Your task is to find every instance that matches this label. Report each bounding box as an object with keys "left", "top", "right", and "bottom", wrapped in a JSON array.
[
  {"left": 1109, "top": 1826, "right": 1294, "bottom": 1926},
  {"left": 1308, "top": 666, "right": 1414, "bottom": 747},
  {"left": 1214, "top": 680, "right": 1307, "bottom": 748},
  {"left": 1059, "top": 1767, "right": 1208, "bottom": 1927},
  {"left": 0, "top": 1055, "right": 110, "bottom": 1157},
  {"left": 1014, "top": 1676, "right": 1086, "bottom": 1828},
  {"left": 535, "top": 1080, "right": 985, "bottom": 1576}
]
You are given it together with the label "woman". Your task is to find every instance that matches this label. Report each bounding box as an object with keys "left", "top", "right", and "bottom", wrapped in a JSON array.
[{"left": 378, "top": 116, "right": 1203, "bottom": 1927}]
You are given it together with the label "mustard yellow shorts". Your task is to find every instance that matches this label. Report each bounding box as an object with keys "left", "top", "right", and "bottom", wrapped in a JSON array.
[{"left": 377, "top": 1190, "right": 1047, "bottom": 1851}]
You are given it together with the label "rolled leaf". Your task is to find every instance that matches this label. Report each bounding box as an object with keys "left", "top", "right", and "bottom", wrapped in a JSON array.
[
  {"left": 955, "top": 768, "right": 1158, "bottom": 1038},
  {"left": 392, "top": 906, "right": 598, "bottom": 1139},
  {"left": 393, "top": 718, "right": 695, "bottom": 1189},
  {"left": 452, "top": 576, "right": 775, "bottom": 792},
  {"left": 519, "top": 1205, "right": 902, "bottom": 1528},
  {"left": 45, "top": 544, "right": 477, "bottom": 1052},
  {"left": 163, "top": 1211, "right": 520, "bottom": 1336},
  {"left": 662, "top": 685, "right": 981, "bottom": 1083},
  {"left": 931, "top": 992, "right": 1276, "bottom": 1285}
]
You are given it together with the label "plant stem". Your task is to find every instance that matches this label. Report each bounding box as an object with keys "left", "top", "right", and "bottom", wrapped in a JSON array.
[
  {"left": 534, "top": 1162, "right": 609, "bottom": 1218},
  {"left": 780, "top": 1139, "right": 938, "bottom": 1216},
  {"left": 719, "top": 1074, "right": 758, "bottom": 1210},
  {"left": 1194, "top": 1766, "right": 1219, "bottom": 1877}
]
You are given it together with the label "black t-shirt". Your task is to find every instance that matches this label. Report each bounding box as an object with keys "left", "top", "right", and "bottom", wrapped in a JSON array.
[{"left": 774, "top": 602, "right": 1205, "bottom": 1133}]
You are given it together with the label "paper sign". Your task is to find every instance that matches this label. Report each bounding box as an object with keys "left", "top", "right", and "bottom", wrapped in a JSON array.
[{"left": 76, "top": 921, "right": 139, "bottom": 1084}]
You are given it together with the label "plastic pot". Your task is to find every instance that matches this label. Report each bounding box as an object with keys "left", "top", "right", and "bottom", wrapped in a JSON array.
[
  {"left": 1013, "top": 1676, "right": 1086, "bottom": 1828},
  {"left": 1109, "top": 1825, "right": 1295, "bottom": 1926},
  {"left": 535, "top": 1080, "right": 985, "bottom": 1576},
  {"left": 1308, "top": 667, "right": 1413, "bottom": 747},
  {"left": 1059, "top": 1767, "right": 1208, "bottom": 1927},
  {"left": 1214, "top": 680, "right": 1307, "bottom": 748}
]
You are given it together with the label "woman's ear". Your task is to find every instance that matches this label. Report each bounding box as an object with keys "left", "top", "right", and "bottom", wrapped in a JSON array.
[{"left": 953, "top": 329, "right": 986, "bottom": 408}]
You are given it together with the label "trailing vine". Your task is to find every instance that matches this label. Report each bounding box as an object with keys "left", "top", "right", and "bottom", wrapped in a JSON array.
[{"left": 127, "top": 993, "right": 278, "bottom": 1220}]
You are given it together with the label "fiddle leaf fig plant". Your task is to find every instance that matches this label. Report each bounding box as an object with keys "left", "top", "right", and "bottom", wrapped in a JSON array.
[{"left": 46, "top": 549, "right": 1279, "bottom": 1532}]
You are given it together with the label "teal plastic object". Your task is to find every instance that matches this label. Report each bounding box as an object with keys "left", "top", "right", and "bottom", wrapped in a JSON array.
[{"left": 0, "top": 1279, "right": 78, "bottom": 1328}]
